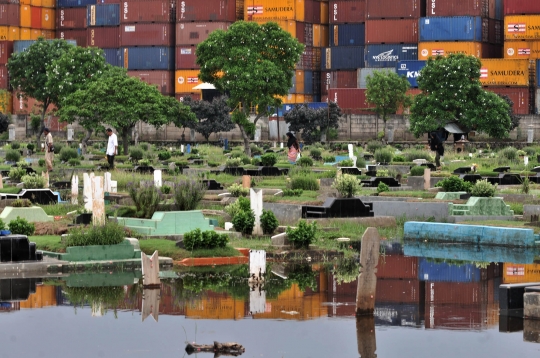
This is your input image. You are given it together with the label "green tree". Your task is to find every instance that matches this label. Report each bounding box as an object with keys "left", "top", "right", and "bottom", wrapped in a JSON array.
[
  {"left": 365, "top": 71, "right": 411, "bottom": 135},
  {"left": 410, "top": 54, "right": 511, "bottom": 138},
  {"left": 182, "top": 95, "right": 235, "bottom": 141},
  {"left": 284, "top": 101, "right": 341, "bottom": 144},
  {"left": 7, "top": 38, "right": 75, "bottom": 143},
  {"left": 196, "top": 21, "right": 304, "bottom": 156},
  {"left": 499, "top": 94, "right": 520, "bottom": 131}
]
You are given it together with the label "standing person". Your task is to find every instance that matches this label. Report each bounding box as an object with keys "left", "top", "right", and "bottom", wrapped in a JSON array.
[
  {"left": 106, "top": 128, "right": 118, "bottom": 169},
  {"left": 286, "top": 132, "right": 300, "bottom": 164},
  {"left": 429, "top": 130, "right": 445, "bottom": 170},
  {"left": 43, "top": 127, "right": 54, "bottom": 172}
]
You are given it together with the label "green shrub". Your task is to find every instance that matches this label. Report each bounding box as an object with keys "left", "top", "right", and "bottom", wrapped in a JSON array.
[
  {"left": 240, "top": 155, "right": 251, "bottom": 165},
  {"left": 26, "top": 143, "right": 35, "bottom": 152},
  {"left": 283, "top": 188, "right": 303, "bottom": 197},
  {"left": 469, "top": 179, "right": 497, "bottom": 197},
  {"left": 224, "top": 197, "right": 251, "bottom": 218},
  {"left": 172, "top": 177, "right": 207, "bottom": 210},
  {"left": 129, "top": 147, "right": 144, "bottom": 161},
  {"left": 377, "top": 182, "right": 390, "bottom": 194},
  {"left": 374, "top": 148, "right": 394, "bottom": 163},
  {"left": 290, "top": 175, "right": 319, "bottom": 191},
  {"left": 228, "top": 183, "right": 249, "bottom": 197},
  {"left": 261, "top": 153, "right": 277, "bottom": 167},
  {"left": 309, "top": 148, "right": 322, "bottom": 159},
  {"left": 8, "top": 166, "right": 27, "bottom": 181},
  {"left": 65, "top": 221, "right": 125, "bottom": 246},
  {"left": 208, "top": 161, "right": 220, "bottom": 167},
  {"left": 286, "top": 221, "right": 317, "bottom": 249},
  {"left": 499, "top": 147, "right": 518, "bottom": 161},
  {"left": 68, "top": 158, "right": 81, "bottom": 166},
  {"left": 367, "top": 140, "right": 383, "bottom": 154},
  {"left": 251, "top": 158, "right": 261, "bottom": 166},
  {"left": 403, "top": 149, "right": 432, "bottom": 162},
  {"left": 410, "top": 166, "right": 426, "bottom": 176},
  {"left": 523, "top": 147, "right": 536, "bottom": 156},
  {"left": 338, "top": 159, "right": 354, "bottom": 167},
  {"left": 8, "top": 216, "right": 35, "bottom": 236},
  {"left": 191, "top": 148, "right": 199, "bottom": 155},
  {"left": 127, "top": 181, "right": 162, "bottom": 219},
  {"left": 356, "top": 156, "right": 366, "bottom": 168},
  {"left": 21, "top": 173, "right": 46, "bottom": 189},
  {"left": 183, "top": 228, "right": 229, "bottom": 250},
  {"left": 10, "top": 141, "right": 20, "bottom": 150},
  {"left": 38, "top": 158, "right": 45, "bottom": 167},
  {"left": 225, "top": 158, "right": 243, "bottom": 167},
  {"left": 232, "top": 210, "right": 255, "bottom": 235},
  {"left": 250, "top": 144, "right": 263, "bottom": 155},
  {"left": 157, "top": 151, "right": 172, "bottom": 161},
  {"left": 5, "top": 149, "right": 21, "bottom": 162},
  {"left": 297, "top": 157, "right": 313, "bottom": 167},
  {"left": 332, "top": 174, "right": 362, "bottom": 198},
  {"left": 140, "top": 143, "right": 149, "bottom": 151},
  {"left": 138, "top": 159, "right": 150, "bottom": 166},
  {"left": 53, "top": 143, "right": 63, "bottom": 155},
  {"left": 0, "top": 218, "right": 5, "bottom": 230},
  {"left": 393, "top": 155, "right": 405, "bottom": 162},
  {"left": 376, "top": 169, "right": 389, "bottom": 177},
  {"left": 161, "top": 185, "right": 171, "bottom": 194},
  {"left": 59, "top": 147, "right": 79, "bottom": 162},
  {"left": 317, "top": 169, "right": 337, "bottom": 179},
  {"left": 11, "top": 199, "right": 31, "bottom": 207},
  {"left": 435, "top": 175, "right": 472, "bottom": 192},
  {"left": 323, "top": 155, "right": 336, "bottom": 163},
  {"left": 260, "top": 210, "right": 279, "bottom": 235}
]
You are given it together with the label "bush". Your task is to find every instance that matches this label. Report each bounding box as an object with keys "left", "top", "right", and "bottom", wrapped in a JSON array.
[
  {"left": 172, "top": 177, "right": 207, "bottom": 210},
  {"left": 5, "top": 149, "right": 21, "bottom": 162},
  {"left": 297, "top": 157, "right": 313, "bottom": 167},
  {"left": 261, "top": 153, "right": 277, "bottom": 167},
  {"left": 10, "top": 141, "right": 20, "bottom": 150},
  {"left": 251, "top": 157, "right": 261, "bottom": 166},
  {"left": 138, "top": 159, "right": 150, "bottom": 166},
  {"left": 499, "top": 147, "right": 518, "bottom": 161},
  {"left": 127, "top": 181, "right": 163, "bottom": 219},
  {"left": 140, "top": 143, "right": 149, "bottom": 151},
  {"left": 338, "top": 159, "right": 354, "bottom": 167},
  {"left": 323, "top": 155, "right": 336, "bottom": 163},
  {"left": 239, "top": 155, "right": 251, "bottom": 165},
  {"left": 129, "top": 147, "right": 144, "bottom": 161},
  {"left": 225, "top": 158, "right": 243, "bottom": 167},
  {"left": 53, "top": 143, "right": 63, "bottom": 155},
  {"left": 393, "top": 155, "right": 405, "bottom": 162},
  {"left": 38, "top": 158, "right": 45, "bottom": 167},
  {"left": 26, "top": 143, "right": 35, "bottom": 152},
  {"left": 68, "top": 158, "right": 81, "bottom": 166},
  {"left": 290, "top": 175, "right": 319, "bottom": 191},
  {"left": 410, "top": 166, "right": 426, "bottom": 176},
  {"left": 374, "top": 148, "right": 394, "bottom": 163},
  {"left": 260, "top": 210, "right": 279, "bottom": 235},
  {"left": 250, "top": 144, "right": 263, "bottom": 155},
  {"left": 332, "top": 174, "right": 362, "bottom": 198},
  {"left": 21, "top": 173, "right": 46, "bottom": 189},
  {"left": 435, "top": 176, "right": 472, "bottom": 192},
  {"left": 286, "top": 221, "right": 317, "bottom": 249},
  {"left": 9, "top": 166, "right": 26, "bottom": 182},
  {"left": 403, "top": 149, "right": 433, "bottom": 162},
  {"left": 191, "top": 148, "right": 199, "bottom": 155},
  {"left": 377, "top": 182, "right": 390, "bottom": 194},
  {"left": 65, "top": 221, "right": 125, "bottom": 247},
  {"left": 0, "top": 218, "right": 5, "bottom": 230},
  {"left": 183, "top": 228, "right": 229, "bottom": 250},
  {"left": 161, "top": 185, "right": 171, "bottom": 194},
  {"left": 59, "top": 147, "right": 79, "bottom": 162},
  {"left": 232, "top": 210, "right": 255, "bottom": 235},
  {"left": 157, "top": 151, "right": 172, "bottom": 161},
  {"left": 224, "top": 197, "right": 251, "bottom": 218},
  {"left": 367, "top": 140, "right": 383, "bottom": 154},
  {"left": 8, "top": 216, "right": 35, "bottom": 236},
  {"left": 228, "top": 183, "right": 249, "bottom": 197},
  {"left": 470, "top": 179, "right": 497, "bottom": 197},
  {"left": 356, "top": 156, "right": 366, "bottom": 168},
  {"left": 309, "top": 148, "right": 322, "bottom": 159},
  {"left": 283, "top": 188, "right": 303, "bottom": 197},
  {"left": 375, "top": 169, "right": 389, "bottom": 177},
  {"left": 523, "top": 147, "right": 536, "bottom": 156},
  {"left": 11, "top": 199, "right": 31, "bottom": 207}
]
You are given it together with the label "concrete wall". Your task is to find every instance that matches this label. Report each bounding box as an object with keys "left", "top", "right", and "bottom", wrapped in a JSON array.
[
  {"left": 262, "top": 202, "right": 302, "bottom": 225},
  {"left": 367, "top": 201, "right": 450, "bottom": 221}
]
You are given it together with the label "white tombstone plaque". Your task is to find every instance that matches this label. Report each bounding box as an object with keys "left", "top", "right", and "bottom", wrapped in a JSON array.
[
  {"left": 250, "top": 189, "right": 263, "bottom": 236},
  {"left": 92, "top": 176, "right": 105, "bottom": 226},
  {"left": 71, "top": 175, "right": 79, "bottom": 205},
  {"left": 104, "top": 172, "right": 112, "bottom": 193},
  {"left": 249, "top": 250, "right": 266, "bottom": 282},
  {"left": 154, "top": 170, "right": 162, "bottom": 188}
]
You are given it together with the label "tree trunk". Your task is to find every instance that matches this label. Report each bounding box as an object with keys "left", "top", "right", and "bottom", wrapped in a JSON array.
[
  {"left": 239, "top": 124, "right": 251, "bottom": 157},
  {"left": 81, "top": 128, "right": 93, "bottom": 155},
  {"left": 122, "top": 128, "right": 130, "bottom": 155},
  {"left": 35, "top": 106, "right": 48, "bottom": 151}
]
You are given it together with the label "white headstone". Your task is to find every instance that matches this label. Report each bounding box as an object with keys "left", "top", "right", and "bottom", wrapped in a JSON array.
[
  {"left": 273, "top": 142, "right": 276, "bottom": 148},
  {"left": 250, "top": 189, "right": 263, "bottom": 235},
  {"left": 249, "top": 250, "right": 266, "bottom": 282},
  {"left": 254, "top": 126, "right": 261, "bottom": 142},
  {"left": 525, "top": 156, "right": 529, "bottom": 166},
  {"left": 92, "top": 176, "right": 105, "bottom": 226},
  {"left": 67, "top": 126, "right": 74, "bottom": 141},
  {"left": 348, "top": 144, "right": 354, "bottom": 158},
  {"left": 42, "top": 171, "right": 49, "bottom": 188},
  {"left": 154, "top": 170, "right": 162, "bottom": 188},
  {"left": 104, "top": 172, "right": 112, "bottom": 193},
  {"left": 111, "top": 180, "right": 117, "bottom": 193},
  {"left": 83, "top": 173, "right": 94, "bottom": 212},
  {"left": 71, "top": 175, "right": 79, "bottom": 205},
  {"left": 224, "top": 222, "right": 234, "bottom": 231},
  {"left": 181, "top": 144, "right": 184, "bottom": 153},
  {"left": 280, "top": 142, "right": 283, "bottom": 149}
]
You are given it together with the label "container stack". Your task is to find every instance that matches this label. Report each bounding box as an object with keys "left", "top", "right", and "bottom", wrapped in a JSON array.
[{"left": 56, "top": 2, "right": 89, "bottom": 47}]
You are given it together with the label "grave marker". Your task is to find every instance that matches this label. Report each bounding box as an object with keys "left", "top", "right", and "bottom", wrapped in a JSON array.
[
  {"left": 71, "top": 175, "right": 79, "bottom": 205},
  {"left": 92, "top": 176, "right": 105, "bottom": 226},
  {"left": 424, "top": 168, "right": 431, "bottom": 190},
  {"left": 356, "top": 227, "right": 381, "bottom": 316},
  {"left": 142, "top": 250, "right": 160, "bottom": 287},
  {"left": 181, "top": 144, "right": 184, "bottom": 153},
  {"left": 154, "top": 170, "right": 162, "bottom": 188},
  {"left": 141, "top": 288, "right": 160, "bottom": 322},
  {"left": 280, "top": 142, "right": 283, "bottom": 149},
  {"left": 348, "top": 143, "right": 357, "bottom": 167},
  {"left": 250, "top": 189, "right": 263, "bottom": 235},
  {"left": 83, "top": 173, "right": 93, "bottom": 212},
  {"left": 104, "top": 172, "right": 112, "bottom": 193}
]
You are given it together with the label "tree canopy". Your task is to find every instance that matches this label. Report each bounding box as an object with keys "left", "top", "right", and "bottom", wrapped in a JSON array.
[
  {"left": 196, "top": 21, "right": 304, "bottom": 155},
  {"left": 284, "top": 102, "right": 342, "bottom": 144},
  {"left": 410, "top": 54, "right": 511, "bottom": 138},
  {"left": 182, "top": 96, "right": 234, "bottom": 141}
]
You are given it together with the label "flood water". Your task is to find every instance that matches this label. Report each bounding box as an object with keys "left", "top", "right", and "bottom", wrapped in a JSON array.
[{"left": 1, "top": 241, "right": 540, "bottom": 358}]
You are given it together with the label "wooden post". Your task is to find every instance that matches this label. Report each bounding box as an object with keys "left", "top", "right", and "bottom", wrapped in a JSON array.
[
  {"left": 0, "top": 174, "right": 4, "bottom": 189},
  {"left": 250, "top": 189, "right": 263, "bottom": 235},
  {"left": 141, "top": 288, "right": 160, "bottom": 322},
  {"left": 142, "top": 250, "right": 160, "bottom": 287},
  {"left": 71, "top": 175, "right": 79, "bottom": 205},
  {"left": 424, "top": 168, "right": 431, "bottom": 191},
  {"left": 356, "top": 227, "right": 381, "bottom": 316},
  {"left": 356, "top": 316, "right": 377, "bottom": 358},
  {"left": 83, "top": 173, "right": 94, "bottom": 212},
  {"left": 242, "top": 175, "right": 251, "bottom": 189},
  {"left": 42, "top": 171, "right": 49, "bottom": 188},
  {"left": 91, "top": 176, "right": 105, "bottom": 226}
]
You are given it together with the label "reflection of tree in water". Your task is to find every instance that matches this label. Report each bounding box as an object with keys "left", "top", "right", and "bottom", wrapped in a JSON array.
[
  {"left": 64, "top": 286, "right": 125, "bottom": 318},
  {"left": 325, "top": 257, "right": 360, "bottom": 284}
]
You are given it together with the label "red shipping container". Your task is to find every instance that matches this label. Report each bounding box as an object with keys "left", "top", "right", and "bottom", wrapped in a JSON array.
[
  {"left": 121, "top": 0, "right": 174, "bottom": 23},
  {"left": 87, "top": 26, "right": 120, "bottom": 48},
  {"left": 397, "top": 88, "right": 421, "bottom": 114},
  {"left": 296, "top": 22, "right": 313, "bottom": 47},
  {"left": 175, "top": 92, "right": 201, "bottom": 101},
  {"left": 0, "top": 40, "right": 13, "bottom": 64},
  {"left": 330, "top": 0, "right": 365, "bottom": 24},
  {"left": 177, "top": 0, "right": 237, "bottom": 23},
  {"left": 296, "top": 46, "right": 321, "bottom": 70},
  {"left": 59, "top": 29, "right": 87, "bottom": 47},
  {"left": 175, "top": 45, "right": 199, "bottom": 69},
  {"left": 128, "top": 70, "right": 174, "bottom": 95},
  {"left": 377, "top": 255, "right": 418, "bottom": 280},
  {"left": 56, "top": 7, "right": 87, "bottom": 29},
  {"left": 12, "top": 91, "right": 58, "bottom": 115},
  {"left": 376, "top": 279, "right": 422, "bottom": 304},
  {"left": 481, "top": 43, "right": 503, "bottom": 59},
  {"left": 120, "top": 23, "right": 174, "bottom": 47},
  {"left": 488, "top": 19, "right": 502, "bottom": 45},
  {"left": 424, "top": 304, "right": 484, "bottom": 330},
  {"left": 0, "top": 64, "right": 7, "bottom": 89},
  {"left": 426, "top": 0, "right": 489, "bottom": 17},
  {"left": 425, "top": 281, "right": 487, "bottom": 305},
  {"left": 309, "top": 0, "right": 321, "bottom": 24},
  {"left": 365, "top": 19, "right": 418, "bottom": 44},
  {"left": 321, "top": 70, "right": 357, "bottom": 96},
  {"left": 327, "top": 273, "right": 357, "bottom": 296},
  {"left": 175, "top": 22, "right": 231, "bottom": 46},
  {"left": 31, "top": 5, "right": 41, "bottom": 29},
  {"left": 0, "top": 4, "right": 19, "bottom": 26},
  {"left": 366, "top": 0, "right": 425, "bottom": 19},
  {"left": 504, "top": 0, "right": 540, "bottom": 15},
  {"left": 328, "top": 88, "right": 375, "bottom": 114},
  {"left": 484, "top": 87, "right": 530, "bottom": 115}
]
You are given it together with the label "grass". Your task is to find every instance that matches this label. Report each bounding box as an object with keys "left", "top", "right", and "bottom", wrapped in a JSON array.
[
  {"left": 40, "top": 204, "right": 81, "bottom": 216},
  {"left": 138, "top": 239, "right": 243, "bottom": 260},
  {"left": 0, "top": 187, "right": 22, "bottom": 194},
  {"left": 378, "top": 191, "right": 437, "bottom": 199},
  {"left": 31, "top": 235, "right": 65, "bottom": 252}
]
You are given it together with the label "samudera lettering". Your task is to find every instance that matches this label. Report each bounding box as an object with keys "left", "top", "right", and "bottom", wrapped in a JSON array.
[
  {"left": 490, "top": 70, "right": 525, "bottom": 76},
  {"left": 373, "top": 50, "right": 399, "bottom": 62},
  {"left": 528, "top": 25, "right": 540, "bottom": 31},
  {"left": 265, "top": 6, "right": 293, "bottom": 12}
]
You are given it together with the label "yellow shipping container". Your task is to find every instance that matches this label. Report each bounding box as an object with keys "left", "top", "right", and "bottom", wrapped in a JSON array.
[
  {"left": 505, "top": 15, "right": 540, "bottom": 41},
  {"left": 320, "top": 1, "right": 328, "bottom": 24},
  {"left": 313, "top": 24, "right": 328, "bottom": 47},
  {"left": 30, "top": 29, "right": 41, "bottom": 40},
  {"left": 253, "top": 19, "right": 296, "bottom": 37},
  {"left": 20, "top": 0, "right": 30, "bottom": 4},
  {"left": 40, "top": 29, "right": 54, "bottom": 39},
  {"left": 503, "top": 263, "right": 540, "bottom": 284},
  {"left": 245, "top": 0, "right": 305, "bottom": 22},
  {"left": 479, "top": 59, "right": 530, "bottom": 86},
  {"left": 0, "top": 26, "right": 18, "bottom": 41},
  {"left": 175, "top": 70, "right": 201, "bottom": 93},
  {"left": 41, "top": 0, "right": 55, "bottom": 8},
  {"left": 20, "top": 27, "right": 31, "bottom": 40},
  {"left": 418, "top": 42, "right": 482, "bottom": 60},
  {"left": 504, "top": 40, "right": 540, "bottom": 59},
  {"left": 30, "top": 0, "right": 42, "bottom": 6},
  {"left": 41, "top": 8, "right": 55, "bottom": 30},
  {"left": 294, "top": 69, "right": 304, "bottom": 93},
  {"left": 0, "top": 91, "right": 12, "bottom": 114},
  {"left": 20, "top": 5, "right": 31, "bottom": 28}
]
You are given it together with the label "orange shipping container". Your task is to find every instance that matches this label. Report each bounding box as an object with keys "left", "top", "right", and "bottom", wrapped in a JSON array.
[
  {"left": 418, "top": 42, "right": 482, "bottom": 60},
  {"left": 41, "top": 0, "right": 55, "bottom": 8},
  {"left": 21, "top": 0, "right": 30, "bottom": 4},
  {"left": 505, "top": 15, "right": 540, "bottom": 41},
  {"left": 19, "top": 27, "right": 31, "bottom": 40},
  {"left": 313, "top": 24, "right": 328, "bottom": 47},
  {"left": 30, "top": 28, "right": 41, "bottom": 40},
  {"left": 175, "top": 70, "right": 201, "bottom": 93},
  {"left": 253, "top": 19, "right": 296, "bottom": 38},
  {"left": 503, "top": 263, "right": 540, "bottom": 284},
  {"left": 40, "top": 29, "right": 54, "bottom": 39},
  {"left": 245, "top": 0, "right": 306, "bottom": 22},
  {"left": 41, "top": 8, "right": 54, "bottom": 30},
  {"left": 294, "top": 69, "right": 304, "bottom": 93},
  {"left": 20, "top": 5, "right": 30, "bottom": 28},
  {"left": 320, "top": 1, "right": 328, "bottom": 24},
  {"left": 0, "top": 26, "right": 19, "bottom": 40},
  {"left": 30, "top": 0, "right": 42, "bottom": 6},
  {"left": 504, "top": 40, "right": 540, "bottom": 59},
  {"left": 479, "top": 59, "right": 530, "bottom": 86}
]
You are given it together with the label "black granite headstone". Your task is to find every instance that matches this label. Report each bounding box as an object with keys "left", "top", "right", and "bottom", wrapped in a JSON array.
[
  {"left": 493, "top": 166, "right": 511, "bottom": 173},
  {"left": 453, "top": 167, "right": 472, "bottom": 174}
]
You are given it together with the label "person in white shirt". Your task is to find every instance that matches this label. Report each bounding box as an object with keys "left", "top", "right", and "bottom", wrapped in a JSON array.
[
  {"left": 43, "top": 127, "right": 54, "bottom": 172},
  {"left": 106, "top": 128, "right": 118, "bottom": 169}
]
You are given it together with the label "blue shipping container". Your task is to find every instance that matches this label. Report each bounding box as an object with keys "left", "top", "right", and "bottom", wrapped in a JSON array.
[
  {"left": 57, "top": 0, "right": 96, "bottom": 7},
  {"left": 418, "top": 258, "right": 482, "bottom": 283},
  {"left": 304, "top": 70, "right": 314, "bottom": 95},
  {"left": 419, "top": 16, "right": 484, "bottom": 42},
  {"left": 272, "top": 102, "right": 328, "bottom": 116},
  {"left": 87, "top": 4, "right": 120, "bottom": 27},
  {"left": 329, "top": 23, "right": 365, "bottom": 47},
  {"left": 365, "top": 44, "right": 418, "bottom": 68},
  {"left": 396, "top": 60, "right": 426, "bottom": 88},
  {"left": 289, "top": 72, "right": 296, "bottom": 94},
  {"left": 123, "top": 47, "right": 174, "bottom": 70},
  {"left": 103, "top": 48, "right": 124, "bottom": 68},
  {"left": 493, "top": 0, "right": 503, "bottom": 21},
  {"left": 13, "top": 39, "right": 77, "bottom": 53},
  {"left": 321, "top": 46, "right": 365, "bottom": 70}
]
